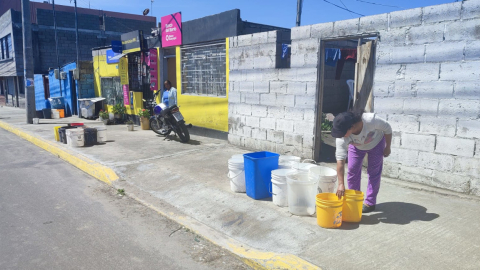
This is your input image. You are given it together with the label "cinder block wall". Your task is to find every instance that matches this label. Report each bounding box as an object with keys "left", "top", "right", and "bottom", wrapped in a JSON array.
[
  {"left": 229, "top": 30, "right": 317, "bottom": 158},
  {"left": 372, "top": 0, "right": 480, "bottom": 196},
  {"left": 229, "top": 0, "right": 480, "bottom": 196}
]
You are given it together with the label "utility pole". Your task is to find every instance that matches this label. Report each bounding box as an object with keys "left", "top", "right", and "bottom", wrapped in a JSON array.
[
  {"left": 21, "top": 0, "right": 35, "bottom": 123},
  {"left": 296, "top": 0, "right": 303, "bottom": 27},
  {"left": 73, "top": 0, "right": 79, "bottom": 79},
  {"left": 53, "top": 0, "right": 62, "bottom": 96}
]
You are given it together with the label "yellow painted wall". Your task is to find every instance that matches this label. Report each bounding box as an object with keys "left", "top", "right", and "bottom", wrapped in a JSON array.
[{"left": 175, "top": 39, "right": 229, "bottom": 132}]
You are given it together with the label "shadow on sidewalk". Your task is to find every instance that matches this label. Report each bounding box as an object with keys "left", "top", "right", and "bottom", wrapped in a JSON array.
[
  {"left": 339, "top": 202, "right": 440, "bottom": 230},
  {"left": 160, "top": 134, "right": 201, "bottom": 145}
]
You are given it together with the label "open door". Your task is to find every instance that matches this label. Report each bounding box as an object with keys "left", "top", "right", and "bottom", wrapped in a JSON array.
[{"left": 353, "top": 40, "right": 376, "bottom": 112}]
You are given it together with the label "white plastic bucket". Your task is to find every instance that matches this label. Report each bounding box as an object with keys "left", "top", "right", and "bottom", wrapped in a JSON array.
[
  {"left": 279, "top": 155, "right": 301, "bottom": 168},
  {"left": 33, "top": 118, "right": 39, "bottom": 124},
  {"left": 95, "top": 126, "right": 107, "bottom": 143},
  {"left": 270, "top": 169, "right": 296, "bottom": 207},
  {"left": 66, "top": 128, "right": 84, "bottom": 148},
  {"left": 231, "top": 154, "right": 244, "bottom": 161},
  {"left": 309, "top": 166, "right": 337, "bottom": 193},
  {"left": 286, "top": 171, "right": 319, "bottom": 216},
  {"left": 228, "top": 157, "right": 245, "bottom": 193}
]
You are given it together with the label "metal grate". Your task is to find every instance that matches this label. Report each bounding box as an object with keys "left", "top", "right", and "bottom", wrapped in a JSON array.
[
  {"left": 100, "top": 77, "right": 122, "bottom": 105},
  {"left": 180, "top": 43, "right": 226, "bottom": 97},
  {"left": 128, "top": 52, "right": 154, "bottom": 102}
]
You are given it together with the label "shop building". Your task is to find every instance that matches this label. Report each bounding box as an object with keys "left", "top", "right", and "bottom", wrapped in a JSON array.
[{"left": 92, "top": 9, "right": 289, "bottom": 133}]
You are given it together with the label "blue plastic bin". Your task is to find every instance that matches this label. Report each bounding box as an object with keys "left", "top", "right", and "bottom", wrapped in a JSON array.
[{"left": 244, "top": 151, "right": 280, "bottom": 200}]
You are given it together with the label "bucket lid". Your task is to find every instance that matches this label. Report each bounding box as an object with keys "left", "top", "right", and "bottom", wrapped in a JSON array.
[
  {"left": 66, "top": 128, "right": 84, "bottom": 135},
  {"left": 292, "top": 163, "right": 317, "bottom": 171},
  {"left": 272, "top": 169, "right": 296, "bottom": 178},
  {"left": 231, "top": 154, "right": 244, "bottom": 160},
  {"left": 95, "top": 126, "right": 107, "bottom": 131},
  {"left": 279, "top": 155, "right": 301, "bottom": 162}
]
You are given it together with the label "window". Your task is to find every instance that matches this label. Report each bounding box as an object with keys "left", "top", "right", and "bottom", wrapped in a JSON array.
[
  {"left": 100, "top": 77, "right": 122, "bottom": 105},
  {"left": 0, "top": 34, "right": 12, "bottom": 60},
  {"left": 181, "top": 43, "right": 226, "bottom": 97}
]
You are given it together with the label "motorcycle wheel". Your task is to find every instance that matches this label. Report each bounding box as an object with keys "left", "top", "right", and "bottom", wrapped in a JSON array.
[
  {"left": 150, "top": 117, "right": 171, "bottom": 136},
  {"left": 176, "top": 122, "right": 190, "bottom": 143}
]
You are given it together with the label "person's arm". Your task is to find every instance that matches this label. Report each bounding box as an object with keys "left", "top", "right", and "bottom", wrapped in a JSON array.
[
  {"left": 336, "top": 159, "right": 346, "bottom": 198},
  {"left": 384, "top": 133, "right": 392, "bottom": 157},
  {"left": 373, "top": 114, "right": 393, "bottom": 157},
  {"left": 335, "top": 138, "right": 349, "bottom": 198}
]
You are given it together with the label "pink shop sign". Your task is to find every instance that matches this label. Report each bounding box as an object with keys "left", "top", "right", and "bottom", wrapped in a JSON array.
[
  {"left": 123, "top": 85, "right": 129, "bottom": 106},
  {"left": 161, "top": 12, "right": 182, "bottom": 47}
]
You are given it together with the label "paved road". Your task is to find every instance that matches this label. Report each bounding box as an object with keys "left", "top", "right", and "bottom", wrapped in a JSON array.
[{"left": 0, "top": 128, "right": 249, "bottom": 270}]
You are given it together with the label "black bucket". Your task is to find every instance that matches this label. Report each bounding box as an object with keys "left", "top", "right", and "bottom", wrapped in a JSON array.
[
  {"left": 36, "top": 110, "right": 45, "bottom": 119},
  {"left": 58, "top": 126, "right": 76, "bottom": 144},
  {"left": 84, "top": 128, "right": 98, "bottom": 146},
  {"left": 43, "top": 108, "right": 52, "bottom": 119}
]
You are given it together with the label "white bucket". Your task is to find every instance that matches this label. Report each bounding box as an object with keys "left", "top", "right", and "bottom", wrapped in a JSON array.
[
  {"left": 271, "top": 169, "right": 296, "bottom": 207},
  {"left": 95, "top": 126, "right": 108, "bottom": 143},
  {"left": 279, "top": 155, "right": 301, "bottom": 168},
  {"left": 66, "top": 128, "right": 84, "bottom": 148},
  {"left": 228, "top": 157, "right": 245, "bottom": 193},
  {"left": 286, "top": 171, "right": 319, "bottom": 216},
  {"left": 51, "top": 110, "right": 60, "bottom": 119},
  {"left": 33, "top": 118, "right": 40, "bottom": 124},
  {"left": 231, "top": 154, "right": 244, "bottom": 161},
  {"left": 309, "top": 166, "right": 337, "bottom": 194}
]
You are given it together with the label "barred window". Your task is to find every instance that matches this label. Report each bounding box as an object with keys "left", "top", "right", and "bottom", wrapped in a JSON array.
[
  {"left": 181, "top": 42, "right": 226, "bottom": 97},
  {"left": 100, "top": 77, "right": 122, "bottom": 105}
]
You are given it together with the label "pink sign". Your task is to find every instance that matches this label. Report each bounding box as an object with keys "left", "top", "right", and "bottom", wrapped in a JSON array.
[
  {"left": 123, "top": 85, "right": 129, "bottom": 105},
  {"left": 161, "top": 12, "right": 182, "bottom": 47},
  {"left": 149, "top": 48, "right": 158, "bottom": 91}
]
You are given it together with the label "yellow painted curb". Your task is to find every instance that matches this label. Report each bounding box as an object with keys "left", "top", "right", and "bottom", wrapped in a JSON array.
[
  {"left": 0, "top": 120, "right": 118, "bottom": 185},
  {"left": 129, "top": 196, "right": 321, "bottom": 270}
]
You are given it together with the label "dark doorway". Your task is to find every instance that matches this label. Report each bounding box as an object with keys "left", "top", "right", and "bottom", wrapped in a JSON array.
[{"left": 70, "top": 71, "right": 77, "bottom": 115}]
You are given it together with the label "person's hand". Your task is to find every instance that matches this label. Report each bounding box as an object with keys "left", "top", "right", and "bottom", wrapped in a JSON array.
[
  {"left": 336, "top": 183, "right": 345, "bottom": 199},
  {"left": 384, "top": 147, "right": 391, "bottom": 157}
]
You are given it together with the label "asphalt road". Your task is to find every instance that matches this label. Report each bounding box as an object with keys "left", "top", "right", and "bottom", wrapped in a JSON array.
[{"left": 0, "top": 128, "right": 249, "bottom": 270}]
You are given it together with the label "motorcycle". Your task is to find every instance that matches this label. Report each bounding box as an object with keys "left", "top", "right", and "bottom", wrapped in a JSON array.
[{"left": 148, "top": 92, "right": 190, "bottom": 143}]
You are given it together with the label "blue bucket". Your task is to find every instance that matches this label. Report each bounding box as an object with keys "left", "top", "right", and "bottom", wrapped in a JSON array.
[{"left": 244, "top": 151, "right": 280, "bottom": 200}]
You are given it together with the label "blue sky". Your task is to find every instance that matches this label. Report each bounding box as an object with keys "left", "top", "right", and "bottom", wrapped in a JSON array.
[{"left": 42, "top": 0, "right": 457, "bottom": 28}]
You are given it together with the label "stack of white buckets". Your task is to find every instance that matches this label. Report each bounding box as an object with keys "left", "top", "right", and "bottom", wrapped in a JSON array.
[{"left": 227, "top": 154, "right": 337, "bottom": 216}]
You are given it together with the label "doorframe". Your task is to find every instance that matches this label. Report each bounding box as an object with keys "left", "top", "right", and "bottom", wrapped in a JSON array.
[{"left": 313, "top": 33, "right": 378, "bottom": 162}]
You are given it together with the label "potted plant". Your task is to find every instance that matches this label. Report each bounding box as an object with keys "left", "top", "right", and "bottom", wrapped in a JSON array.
[
  {"left": 99, "top": 110, "right": 109, "bottom": 125},
  {"left": 112, "top": 104, "right": 126, "bottom": 120},
  {"left": 126, "top": 120, "right": 134, "bottom": 131},
  {"left": 138, "top": 109, "right": 151, "bottom": 130}
]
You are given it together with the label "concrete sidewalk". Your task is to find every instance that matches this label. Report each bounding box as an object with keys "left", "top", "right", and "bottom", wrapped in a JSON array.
[{"left": 1, "top": 106, "right": 480, "bottom": 270}]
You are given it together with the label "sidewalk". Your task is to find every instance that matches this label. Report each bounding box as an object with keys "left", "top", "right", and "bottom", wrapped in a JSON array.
[{"left": 1, "top": 106, "right": 479, "bottom": 270}]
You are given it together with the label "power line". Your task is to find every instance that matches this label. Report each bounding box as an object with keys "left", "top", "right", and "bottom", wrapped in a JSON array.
[
  {"left": 338, "top": 0, "right": 355, "bottom": 18},
  {"left": 323, "top": 0, "right": 365, "bottom": 16},
  {"left": 355, "top": 0, "right": 404, "bottom": 9}
]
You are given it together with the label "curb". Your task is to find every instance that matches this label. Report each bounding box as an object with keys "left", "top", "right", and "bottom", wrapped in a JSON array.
[
  {"left": 0, "top": 120, "right": 119, "bottom": 185},
  {"left": 0, "top": 120, "right": 320, "bottom": 270}
]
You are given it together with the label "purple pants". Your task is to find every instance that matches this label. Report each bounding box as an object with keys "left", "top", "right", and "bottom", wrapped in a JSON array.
[{"left": 347, "top": 137, "right": 386, "bottom": 206}]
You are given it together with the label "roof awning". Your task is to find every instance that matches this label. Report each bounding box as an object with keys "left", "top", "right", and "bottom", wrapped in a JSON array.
[{"left": 109, "top": 53, "right": 126, "bottom": 61}]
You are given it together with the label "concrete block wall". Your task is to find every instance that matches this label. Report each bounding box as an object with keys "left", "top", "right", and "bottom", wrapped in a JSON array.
[
  {"left": 372, "top": 0, "right": 480, "bottom": 196},
  {"left": 229, "top": 30, "right": 318, "bottom": 158},
  {"left": 229, "top": 0, "right": 480, "bottom": 196}
]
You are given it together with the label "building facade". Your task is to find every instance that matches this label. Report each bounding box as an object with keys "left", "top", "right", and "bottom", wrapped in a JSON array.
[{"left": 0, "top": 0, "right": 156, "bottom": 109}]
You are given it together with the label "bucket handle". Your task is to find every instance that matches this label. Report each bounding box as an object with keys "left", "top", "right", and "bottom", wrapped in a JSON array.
[
  {"left": 227, "top": 169, "right": 244, "bottom": 181},
  {"left": 302, "top": 159, "right": 317, "bottom": 164},
  {"left": 269, "top": 183, "right": 277, "bottom": 196}
]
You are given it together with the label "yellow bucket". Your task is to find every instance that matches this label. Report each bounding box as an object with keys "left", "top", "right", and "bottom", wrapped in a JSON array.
[
  {"left": 54, "top": 126, "right": 62, "bottom": 141},
  {"left": 342, "top": 190, "right": 364, "bottom": 223},
  {"left": 316, "top": 193, "right": 343, "bottom": 229}
]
